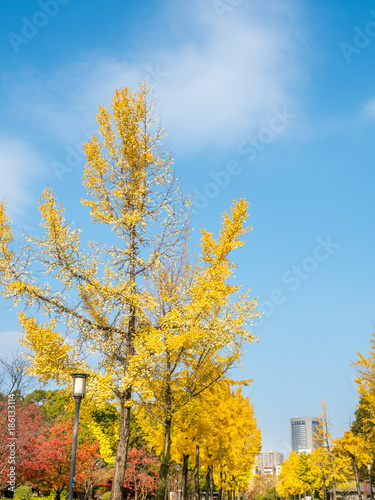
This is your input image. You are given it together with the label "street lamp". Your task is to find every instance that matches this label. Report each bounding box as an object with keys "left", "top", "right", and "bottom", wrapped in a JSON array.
[
  {"left": 68, "top": 373, "right": 89, "bottom": 500},
  {"left": 367, "top": 463, "right": 373, "bottom": 500}
]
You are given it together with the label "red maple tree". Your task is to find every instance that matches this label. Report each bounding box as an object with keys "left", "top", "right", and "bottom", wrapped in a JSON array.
[
  {"left": 19, "top": 419, "right": 105, "bottom": 500},
  {"left": 0, "top": 400, "right": 47, "bottom": 490},
  {"left": 97, "top": 447, "right": 160, "bottom": 500},
  {"left": 123, "top": 447, "right": 160, "bottom": 500}
]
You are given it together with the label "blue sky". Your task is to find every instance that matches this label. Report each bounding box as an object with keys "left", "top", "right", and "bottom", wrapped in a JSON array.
[{"left": 1, "top": 0, "right": 375, "bottom": 455}]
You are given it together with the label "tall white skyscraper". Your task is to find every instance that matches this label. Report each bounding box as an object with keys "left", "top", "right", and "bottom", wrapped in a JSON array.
[{"left": 290, "top": 416, "right": 320, "bottom": 454}]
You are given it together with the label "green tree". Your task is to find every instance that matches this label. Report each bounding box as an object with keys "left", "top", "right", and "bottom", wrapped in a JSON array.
[
  {"left": 23, "top": 389, "right": 70, "bottom": 421},
  {"left": 254, "top": 487, "right": 278, "bottom": 500}
]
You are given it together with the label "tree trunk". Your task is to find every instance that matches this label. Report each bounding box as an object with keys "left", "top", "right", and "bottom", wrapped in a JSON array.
[
  {"left": 84, "top": 480, "right": 94, "bottom": 500},
  {"left": 219, "top": 468, "right": 223, "bottom": 500},
  {"left": 111, "top": 224, "right": 136, "bottom": 500},
  {"left": 331, "top": 474, "right": 337, "bottom": 500},
  {"left": 222, "top": 472, "right": 227, "bottom": 500},
  {"left": 181, "top": 454, "right": 189, "bottom": 500},
  {"left": 322, "top": 469, "right": 327, "bottom": 500},
  {"left": 194, "top": 446, "right": 200, "bottom": 500},
  {"left": 205, "top": 468, "right": 210, "bottom": 500},
  {"left": 209, "top": 467, "right": 214, "bottom": 500},
  {"left": 322, "top": 405, "right": 336, "bottom": 500},
  {"left": 352, "top": 457, "right": 362, "bottom": 500},
  {"left": 112, "top": 392, "right": 132, "bottom": 500},
  {"left": 157, "top": 417, "right": 172, "bottom": 500}
]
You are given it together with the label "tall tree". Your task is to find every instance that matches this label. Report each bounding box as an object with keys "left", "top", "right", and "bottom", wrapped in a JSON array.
[
  {"left": 313, "top": 401, "right": 337, "bottom": 500},
  {"left": 0, "top": 83, "right": 189, "bottom": 500},
  {"left": 351, "top": 332, "right": 375, "bottom": 484},
  {"left": 354, "top": 331, "right": 375, "bottom": 414},
  {"left": 333, "top": 431, "right": 372, "bottom": 500},
  {"left": 131, "top": 199, "right": 259, "bottom": 500},
  {"left": 353, "top": 331, "right": 375, "bottom": 443},
  {"left": 297, "top": 451, "right": 322, "bottom": 499},
  {"left": 277, "top": 451, "right": 305, "bottom": 499},
  {"left": 136, "top": 378, "right": 261, "bottom": 500}
]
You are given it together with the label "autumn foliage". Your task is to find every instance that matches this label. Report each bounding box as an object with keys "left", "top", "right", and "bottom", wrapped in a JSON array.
[
  {"left": 0, "top": 83, "right": 261, "bottom": 500},
  {"left": 278, "top": 331, "right": 375, "bottom": 500},
  {"left": 0, "top": 394, "right": 163, "bottom": 499},
  {"left": 0, "top": 400, "right": 46, "bottom": 489},
  {"left": 0, "top": 81, "right": 266, "bottom": 500},
  {"left": 123, "top": 447, "right": 160, "bottom": 500}
]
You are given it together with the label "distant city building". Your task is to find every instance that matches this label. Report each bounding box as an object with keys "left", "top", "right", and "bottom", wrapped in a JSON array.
[
  {"left": 290, "top": 416, "right": 320, "bottom": 454},
  {"left": 258, "top": 450, "right": 284, "bottom": 475},
  {"left": 263, "top": 466, "right": 276, "bottom": 476}
]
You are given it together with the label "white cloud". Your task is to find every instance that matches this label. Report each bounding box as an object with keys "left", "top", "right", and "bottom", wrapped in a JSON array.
[
  {"left": 1, "top": 0, "right": 304, "bottom": 210},
  {"left": 0, "top": 137, "right": 47, "bottom": 218},
  {"left": 362, "top": 97, "right": 375, "bottom": 120},
  {"left": 154, "top": 14, "right": 299, "bottom": 151},
  {"left": 5, "top": 1, "right": 302, "bottom": 148}
]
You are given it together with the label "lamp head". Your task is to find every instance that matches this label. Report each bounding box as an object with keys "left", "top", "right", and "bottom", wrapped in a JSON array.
[{"left": 70, "top": 373, "right": 89, "bottom": 398}]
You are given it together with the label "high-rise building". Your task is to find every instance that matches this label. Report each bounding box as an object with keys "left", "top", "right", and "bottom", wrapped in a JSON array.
[
  {"left": 290, "top": 416, "right": 320, "bottom": 454},
  {"left": 258, "top": 450, "right": 284, "bottom": 475}
]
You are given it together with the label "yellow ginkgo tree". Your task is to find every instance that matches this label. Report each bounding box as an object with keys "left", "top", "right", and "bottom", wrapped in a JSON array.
[
  {"left": 354, "top": 331, "right": 375, "bottom": 429},
  {"left": 0, "top": 83, "right": 190, "bottom": 500},
  {"left": 136, "top": 378, "right": 261, "bottom": 500},
  {"left": 333, "top": 430, "right": 371, "bottom": 500},
  {"left": 313, "top": 401, "right": 338, "bottom": 500},
  {"left": 0, "top": 83, "right": 260, "bottom": 500},
  {"left": 129, "top": 198, "right": 259, "bottom": 500},
  {"left": 277, "top": 451, "right": 306, "bottom": 499}
]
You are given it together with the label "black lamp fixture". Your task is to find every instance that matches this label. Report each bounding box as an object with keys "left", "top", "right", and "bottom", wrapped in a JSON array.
[{"left": 68, "top": 373, "right": 89, "bottom": 500}]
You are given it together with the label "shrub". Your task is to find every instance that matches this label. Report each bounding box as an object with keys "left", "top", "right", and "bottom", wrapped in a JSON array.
[
  {"left": 14, "top": 486, "right": 32, "bottom": 500},
  {"left": 101, "top": 492, "right": 111, "bottom": 500}
]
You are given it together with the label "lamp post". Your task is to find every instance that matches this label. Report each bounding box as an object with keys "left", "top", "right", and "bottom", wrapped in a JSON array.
[
  {"left": 367, "top": 463, "right": 373, "bottom": 500},
  {"left": 68, "top": 373, "right": 88, "bottom": 500}
]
